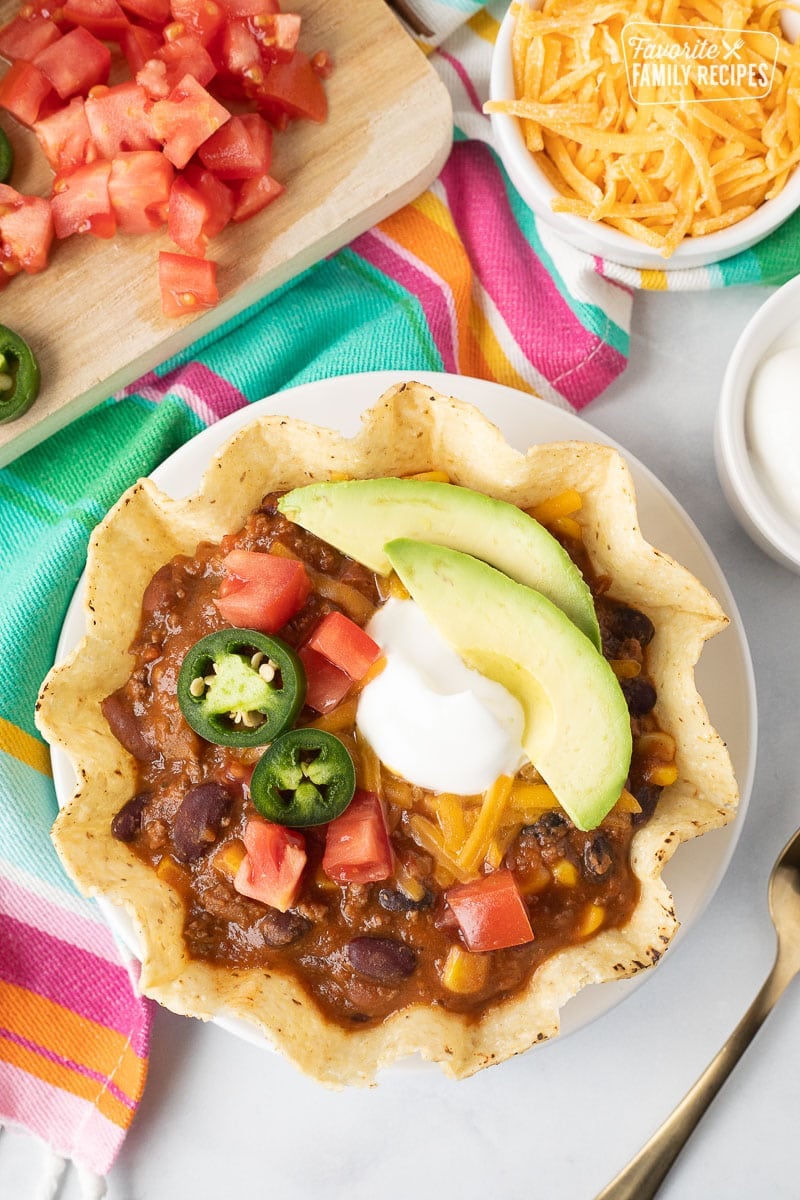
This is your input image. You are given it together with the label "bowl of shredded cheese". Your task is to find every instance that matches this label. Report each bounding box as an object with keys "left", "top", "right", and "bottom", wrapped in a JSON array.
[{"left": 487, "top": 0, "right": 800, "bottom": 269}]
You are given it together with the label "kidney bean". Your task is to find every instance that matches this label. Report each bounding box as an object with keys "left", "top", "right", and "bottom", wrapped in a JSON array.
[
  {"left": 377, "top": 887, "right": 432, "bottom": 913},
  {"left": 609, "top": 606, "right": 655, "bottom": 646},
  {"left": 346, "top": 937, "right": 417, "bottom": 981},
  {"left": 172, "top": 782, "right": 232, "bottom": 862},
  {"left": 583, "top": 834, "right": 613, "bottom": 879},
  {"left": 101, "top": 691, "right": 158, "bottom": 762},
  {"left": 620, "top": 677, "right": 657, "bottom": 716},
  {"left": 111, "top": 792, "right": 150, "bottom": 842}
]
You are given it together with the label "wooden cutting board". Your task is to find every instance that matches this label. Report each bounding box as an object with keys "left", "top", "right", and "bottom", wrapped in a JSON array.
[{"left": 0, "top": 0, "right": 452, "bottom": 465}]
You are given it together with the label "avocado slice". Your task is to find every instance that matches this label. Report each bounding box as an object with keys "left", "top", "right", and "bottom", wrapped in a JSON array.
[
  {"left": 385, "top": 539, "right": 632, "bottom": 831},
  {"left": 277, "top": 479, "right": 601, "bottom": 650}
]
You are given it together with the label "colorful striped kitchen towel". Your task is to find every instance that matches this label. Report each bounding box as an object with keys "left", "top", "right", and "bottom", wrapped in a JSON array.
[{"left": 1, "top": 0, "right": 798, "bottom": 1193}]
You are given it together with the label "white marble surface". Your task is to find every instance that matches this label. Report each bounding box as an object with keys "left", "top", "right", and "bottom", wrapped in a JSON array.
[{"left": 3, "top": 283, "right": 800, "bottom": 1200}]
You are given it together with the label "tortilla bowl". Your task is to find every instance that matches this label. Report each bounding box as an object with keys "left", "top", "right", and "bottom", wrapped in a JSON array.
[{"left": 36, "top": 381, "right": 738, "bottom": 1085}]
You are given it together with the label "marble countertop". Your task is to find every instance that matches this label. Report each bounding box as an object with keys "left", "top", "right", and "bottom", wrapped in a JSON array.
[{"left": 3, "top": 283, "right": 798, "bottom": 1200}]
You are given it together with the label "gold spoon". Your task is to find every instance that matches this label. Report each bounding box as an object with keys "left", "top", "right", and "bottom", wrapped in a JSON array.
[{"left": 596, "top": 825, "right": 800, "bottom": 1200}]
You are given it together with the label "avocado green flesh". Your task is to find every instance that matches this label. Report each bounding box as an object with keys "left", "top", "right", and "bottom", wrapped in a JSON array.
[
  {"left": 277, "top": 478, "right": 601, "bottom": 650},
  {"left": 385, "top": 539, "right": 632, "bottom": 832}
]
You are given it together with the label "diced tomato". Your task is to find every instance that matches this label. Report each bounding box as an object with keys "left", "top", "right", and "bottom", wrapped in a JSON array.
[
  {"left": 182, "top": 161, "right": 233, "bottom": 235},
  {"left": 215, "top": 0, "right": 278, "bottom": 18},
  {"left": 306, "top": 612, "right": 381, "bottom": 682},
  {"left": 109, "top": 150, "right": 173, "bottom": 233},
  {"left": 198, "top": 111, "right": 271, "bottom": 178},
  {"left": 51, "top": 160, "right": 115, "bottom": 238},
  {"left": 167, "top": 173, "right": 209, "bottom": 255},
  {"left": 120, "top": 24, "right": 161, "bottom": 75},
  {"left": 158, "top": 249, "right": 217, "bottom": 316},
  {"left": 213, "top": 548, "right": 311, "bottom": 633},
  {"left": 85, "top": 82, "right": 157, "bottom": 159},
  {"left": 322, "top": 791, "right": 394, "bottom": 884},
  {"left": 297, "top": 644, "right": 352, "bottom": 714},
  {"left": 150, "top": 73, "right": 230, "bottom": 168},
  {"left": 0, "top": 186, "right": 53, "bottom": 273},
  {"left": 234, "top": 817, "right": 306, "bottom": 912},
  {"left": 445, "top": 870, "right": 534, "bottom": 953},
  {"left": 33, "top": 29, "right": 111, "bottom": 101},
  {"left": 156, "top": 33, "right": 216, "bottom": 90},
  {"left": 169, "top": 0, "right": 225, "bottom": 44},
  {"left": 118, "top": 0, "right": 171, "bottom": 23},
  {"left": 251, "top": 12, "right": 301, "bottom": 66},
  {"left": 61, "top": 0, "right": 130, "bottom": 40},
  {"left": 217, "top": 17, "right": 260, "bottom": 76},
  {"left": 231, "top": 172, "right": 283, "bottom": 221},
  {"left": 0, "top": 60, "right": 52, "bottom": 127},
  {"left": 0, "top": 13, "right": 61, "bottom": 60},
  {"left": 35, "top": 97, "right": 98, "bottom": 172},
  {"left": 256, "top": 52, "right": 327, "bottom": 124}
]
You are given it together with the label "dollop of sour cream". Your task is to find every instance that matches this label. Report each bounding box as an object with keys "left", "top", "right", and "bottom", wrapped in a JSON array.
[
  {"left": 746, "top": 339, "right": 800, "bottom": 527},
  {"left": 356, "top": 598, "right": 526, "bottom": 795}
]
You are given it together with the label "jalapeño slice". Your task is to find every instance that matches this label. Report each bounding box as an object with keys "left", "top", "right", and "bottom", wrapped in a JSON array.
[
  {"left": 250, "top": 728, "right": 356, "bottom": 828},
  {"left": 0, "top": 325, "right": 41, "bottom": 424},
  {"left": 177, "top": 629, "right": 305, "bottom": 748},
  {"left": 0, "top": 129, "right": 13, "bottom": 184}
]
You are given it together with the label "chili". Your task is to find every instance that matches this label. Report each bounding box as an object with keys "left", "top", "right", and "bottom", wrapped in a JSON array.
[
  {"left": 0, "top": 129, "right": 13, "bottom": 184},
  {"left": 0, "top": 325, "right": 40, "bottom": 424},
  {"left": 250, "top": 727, "right": 356, "bottom": 827},
  {"left": 177, "top": 628, "right": 305, "bottom": 748}
]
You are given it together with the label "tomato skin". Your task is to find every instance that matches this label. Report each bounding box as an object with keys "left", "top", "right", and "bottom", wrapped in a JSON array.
[
  {"left": 306, "top": 611, "right": 381, "bottom": 682},
  {"left": 0, "top": 60, "right": 52, "bottom": 127},
  {"left": 322, "top": 791, "right": 394, "bottom": 884},
  {"left": 182, "top": 161, "right": 234, "bottom": 235},
  {"left": 198, "top": 111, "right": 271, "bottom": 179},
  {"left": 445, "top": 870, "right": 534, "bottom": 953},
  {"left": 214, "top": 548, "right": 312, "bottom": 633},
  {"left": 297, "top": 644, "right": 352, "bottom": 714},
  {"left": 109, "top": 150, "right": 173, "bottom": 233},
  {"left": 150, "top": 73, "right": 230, "bottom": 168},
  {"left": 33, "top": 28, "right": 112, "bottom": 101},
  {"left": 120, "top": 24, "right": 162, "bottom": 74},
  {"left": 84, "top": 82, "right": 158, "bottom": 159},
  {"left": 158, "top": 249, "right": 218, "bottom": 316},
  {"left": 117, "top": 0, "right": 171, "bottom": 24},
  {"left": 51, "top": 160, "right": 116, "bottom": 238},
  {"left": 0, "top": 13, "right": 61, "bottom": 60},
  {"left": 231, "top": 171, "right": 283, "bottom": 221},
  {"left": 234, "top": 817, "right": 307, "bottom": 912},
  {"left": 215, "top": 0, "right": 278, "bottom": 18},
  {"left": 0, "top": 187, "right": 53, "bottom": 273},
  {"left": 35, "top": 96, "right": 98, "bottom": 172},
  {"left": 61, "top": 0, "right": 130, "bottom": 39},
  {"left": 170, "top": 0, "right": 226, "bottom": 44},
  {"left": 256, "top": 52, "right": 327, "bottom": 124}
]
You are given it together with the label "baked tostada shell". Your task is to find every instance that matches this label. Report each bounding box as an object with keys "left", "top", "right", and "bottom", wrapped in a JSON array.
[{"left": 36, "top": 381, "right": 738, "bottom": 1085}]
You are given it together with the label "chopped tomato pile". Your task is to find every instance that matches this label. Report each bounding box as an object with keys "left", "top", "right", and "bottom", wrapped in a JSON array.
[{"left": 0, "top": 0, "right": 331, "bottom": 313}]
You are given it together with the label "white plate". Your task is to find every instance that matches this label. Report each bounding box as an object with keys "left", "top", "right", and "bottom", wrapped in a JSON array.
[{"left": 52, "top": 369, "right": 756, "bottom": 1057}]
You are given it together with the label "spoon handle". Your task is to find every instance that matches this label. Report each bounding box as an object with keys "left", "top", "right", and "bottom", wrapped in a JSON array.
[{"left": 595, "top": 955, "right": 793, "bottom": 1200}]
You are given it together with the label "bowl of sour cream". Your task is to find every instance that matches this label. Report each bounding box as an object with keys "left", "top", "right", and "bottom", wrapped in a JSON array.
[{"left": 715, "top": 275, "right": 800, "bottom": 573}]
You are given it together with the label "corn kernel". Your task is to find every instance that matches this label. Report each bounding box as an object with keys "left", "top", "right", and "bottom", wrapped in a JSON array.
[
  {"left": 579, "top": 903, "right": 605, "bottom": 937},
  {"left": 527, "top": 488, "right": 583, "bottom": 525},
  {"left": 611, "top": 659, "right": 641, "bottom": 679},
  {"left": 551, "top": 859, "right": 579, "bottom": 887},
  {"left": 157, "top": 855, "right": 185, "bottom": 889},
  {"left": 518, "top": 863, "right": 551, "bottom": 895},
  {"left": 386, "top": 571, "right": 410, "bottom": 600},
  {"left": 213, "top": 840, "right": 246, "bottom": 879},
  {"left": 327, "top": 471, "right": 352, "bottom": 481},
  {"left": 441, "top": 945, "right": 488, "bottom": 994},
  {"left": 614, "top": 788, "right": 642, "bottom": 814},
  {"left": 646, "top": 762, "right": 679, "bottom": 787},
  {"left": 637, "top": 731, "right": 677, "bottom": 762},
  {"left": 406, "top": 470, "right": 451, "bottom": 483},
  {"left": 550, "top": 515, "right": 583, "bottom": 542}
]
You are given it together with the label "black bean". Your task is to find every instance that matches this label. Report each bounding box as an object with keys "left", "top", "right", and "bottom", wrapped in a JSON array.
[
  {"left": 111, "top": 792, "right": 150, "bottom": 842},
  {"left": 632, "top": 784, "right": 662, "bottom": 827},
  {"left": 101, "top": 691, "right": 158, "bottom": 762},
  {"left": 172, "top": 783, "right": 232, "bottom": 862},
  {"left": 377, "top": 887, "right": 432, "bottom": 913},
  {"left": 346, "top": 937, "right": 417, "bottom": 982},
  {"left": 524, "top": 810, "right": 571, "bottom": 845},
  {"left": 258, "top": 909, "right": 311, "bottom": 947},
  {"left": 620, "top": 677, "right": 657, "bottom": 717},
  {"left": 609, "top": 606, "right": 655, "bottom": 646},
  {"left": 583, "top": 834, "right": 613, "bottom": 879}
]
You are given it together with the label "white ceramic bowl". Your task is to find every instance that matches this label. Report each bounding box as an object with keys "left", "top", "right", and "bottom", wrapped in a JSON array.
[
  {"left": 488, "top": 4, "right": 800, "bottom": 271},
  {"left": 715, "top": 275, "right": 800, "bottom": 573}
]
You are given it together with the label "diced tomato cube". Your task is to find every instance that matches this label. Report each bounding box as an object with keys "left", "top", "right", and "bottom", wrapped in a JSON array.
[
  {"left": 234, "top": 817, "right": 306, "bottom": 912},
  {"left": 158, "top": 250, "right": 218, "bottom": 316},
  {"left": 445, "top": 870, "right": 534, "bottom": 953},
  {"left": 231, "top": 172, "right": 283, "bottom": 222},
  {"left": 151, "top": 74, "right": 230, "bottom": 168},
  {"left": 182, "top": 162, "right": 234, "bottom": 235},
  {"left": 0, "top": 186, "right": 53, "bottom": 273},
  {"left": 167, "top": 173, "right": 210, "bottom": 256},
  {"left": 170, "top": 0, "right": 225, "bottom": 43},
  {"left": 217, "top": 17, "right": 261, "bottom": 76},
  {"left": 215, "top": 0, "right": 278, "bottom": 17},
  {"left": 322, "top": 791, "right": 394, "bottom": 884},
  {"left": 34, "top": 28, "right": 111, "bottom": 101},
  {"left": 0, "top": 13, "right": 61, "bottom": 60},
  {"left": 35, "top": 97, "right": 98, "bottom": 172},
  {"left": 51, "top": 160, "right": 115, "bottom": 239},
  {"left": 197, "top": 111, "right": 271, "bottom": 179},
  {"left": 0, "top": 61, "right": 52, "bottom": 127},
  {"left": 120, "top": 24, "right": 161, "bottom": 75},
  {"left": 213, "top": 548, "right": 312, "bottom": 633},
  {"left": 252, "top": 12, "right": 301, "bottom": 66},
  {"left": 297, "top": 644, "right": 352, "bottom": 715},
  {"left": 85, "top": 82, "right": 157, "bottom": 159},
  {"left": 156, "top": 34, "right": 216, "bottom": 90},
  {"left": 118, "top": 0, "right": 171, "bottom": 23},
  {"left": 109, "top": 151, "right": 173, "bottom": 233},
  {"left": 256, "top": 52, "right": 327, "bottom": 124},
  {"left": 306, "top": 612, "right": 381, "bottom": 682},
  {"left": 61, "top": 0, "right": 130, "bottom": 39}
]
